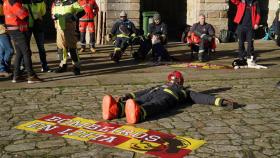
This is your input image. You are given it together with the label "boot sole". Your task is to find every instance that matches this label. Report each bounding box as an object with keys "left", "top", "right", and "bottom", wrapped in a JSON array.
[
  {"left": 125, "top": 99, "right": 139, "bottom": 124},
  {"left": 102, "top": 95, "right": 118, "bottom": 120}
]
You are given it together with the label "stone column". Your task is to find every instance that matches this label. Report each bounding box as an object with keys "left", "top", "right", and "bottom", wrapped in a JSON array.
[{"left": 268, "top": 0, "right": 279, "bottom": 26}]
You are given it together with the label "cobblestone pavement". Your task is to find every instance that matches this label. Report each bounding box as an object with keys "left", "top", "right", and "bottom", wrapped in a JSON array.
[{"left": 0, "top": 41, "right": 280, "bottom": 158}]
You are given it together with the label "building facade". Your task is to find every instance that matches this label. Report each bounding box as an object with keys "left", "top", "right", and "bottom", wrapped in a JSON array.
[{"left": 93, "top": 0, "right": 279, "bottom": 44}]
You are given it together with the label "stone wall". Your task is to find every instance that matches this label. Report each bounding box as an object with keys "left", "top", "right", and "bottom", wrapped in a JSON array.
[
  {"left": 106, "top": 0, "right": 140, "bottom": 34},
  {"left": 191, "top": 0, "right": 228, "bottom": 34}
]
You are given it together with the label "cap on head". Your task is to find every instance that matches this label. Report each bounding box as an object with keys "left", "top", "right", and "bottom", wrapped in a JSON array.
[
  {"left": 153, "top": 13, "right": 161, "bottom": 21},
  {"left": 167, "top": 71, "right": 184, "bottom": 85},
  {"left": 120, "top": 11, "right": 127, "bottom": 17}
]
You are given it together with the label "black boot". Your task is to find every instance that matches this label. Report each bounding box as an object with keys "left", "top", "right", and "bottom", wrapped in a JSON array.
[
  {"left": 276, "top": 81, "right": 280, "bottom": 89},
  {"left": 55, "top": 64, "right": 67, "bottom": 73},
  {"left": 73, "top": 65, "right": 80, "bottom": 75},
  {"left": 111, "top": 49, "right": 122, "bottom": 63}
]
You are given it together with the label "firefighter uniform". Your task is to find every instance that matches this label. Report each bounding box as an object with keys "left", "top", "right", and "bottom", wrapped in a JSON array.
[
  {"left": 102, "top": 71, "right": 238, "bottom": 124},
  {"left": 148, "top": 18, "right": 170, "bottom": 62},
  {"left": 134, "top": 13, "right": 170, "bottom": 62},
  {"left": 52, "top": 0, "right": 85, "bottom": 75},
  {"left": 78, "top": 0, "right": 99, "bottom": 53},
  {"left": 3, "top": 0, "right": 39, "bottom": 80},
  {"left": 110, "top": 11, "right": 137, "bottom": 62}
]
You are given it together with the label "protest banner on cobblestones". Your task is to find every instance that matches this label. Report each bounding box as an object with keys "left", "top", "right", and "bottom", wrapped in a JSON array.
[{"left": 15, "top": 113, "right": 205, "bottom": 158}]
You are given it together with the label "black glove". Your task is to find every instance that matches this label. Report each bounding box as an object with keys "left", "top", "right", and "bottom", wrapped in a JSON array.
[{"left": 221, "top": 99, "right": 239, "bottom": 110}]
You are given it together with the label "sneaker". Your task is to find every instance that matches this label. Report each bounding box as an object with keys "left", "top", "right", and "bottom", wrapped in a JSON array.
[
  {"left": 0, "top": 71, "right": 12, "bottom": 78},
  {"left": 79, "top": 48, "right": 85, "bottom": 53},
  {"left": 54, "top": 64, "right": 67, "bottom": 73},
  {"left": 73, "top": 66, "right": 80, "bottom": 75},
  {"left": 90, "top": 48, "right": 96, "bottom": 53},
  {"left": 12, "top": 76, "right": 27, "bottom": 83},
  {"left": 198, "top": 50, "right": 205, "bottom": 62},
  {"left": 102, "top": 95, "right": 119, "bottom": 120},
  {"left": 27, "top": 75, "right": 43, "bottom": 84},
  {"left": 125, "top": 99, "right": 141, "bottom": 124},
  {"left": 41, "top": 68, "right": 52, "bottom": 73}
]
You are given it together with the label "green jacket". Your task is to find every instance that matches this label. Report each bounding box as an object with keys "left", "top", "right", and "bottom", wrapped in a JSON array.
[
  {"left": 24, "top": 1, "right": 46, "bottom": 28},
  {"left": 52, "top": 1, "right": 83, "bottom": 30}
]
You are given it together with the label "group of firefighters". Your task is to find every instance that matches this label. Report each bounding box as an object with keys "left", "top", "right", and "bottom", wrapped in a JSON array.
[
  {"left": 0, "top": 0, "right": 278, "bottom": 81},
  {"left": 0, "top": 0, "right": 99, "bottom": 82},
  {"left": 0, "top": 0, "right": 279, "bottom": 123}
]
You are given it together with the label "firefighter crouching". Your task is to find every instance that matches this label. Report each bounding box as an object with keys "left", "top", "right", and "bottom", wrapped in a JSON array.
[{"left": 106, "top": 11, "right": 137, "bottom": 63}]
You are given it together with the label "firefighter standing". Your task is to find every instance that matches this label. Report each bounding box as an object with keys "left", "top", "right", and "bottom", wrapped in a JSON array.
[
  {"left": 108, "top": 11, "right": 137, "bottom": 63},
  {"left": 52, "top": 0, "right": 85, "bottom": 75},
  {"left": 78, "top": 0, "right": 99, "bottom": 53},
  {"left": 4, "top": 0, "right": 42, "bottom": 83},
  {"left": 231, "top": 0, "right": 260, "bottom": 66},
  {"left": 102, "top": 71, "right": 239, "bottom": 124},
  {"left": 23, "top": 0, "right": 50, "bottom": 72}
]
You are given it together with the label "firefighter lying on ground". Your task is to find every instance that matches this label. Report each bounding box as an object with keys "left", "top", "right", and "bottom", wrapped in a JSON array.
[
  {"left": 102, "top": 71, "right": 240, "bottom": 124},
  {"left": 133, "top": 13, "right": 171, "bottom": 62},
  {"left": 187, "top": 14, "right": 216, "bottom": 62},
  {"left": 106, "top": 11, "right": 137, "bottom": 63}
]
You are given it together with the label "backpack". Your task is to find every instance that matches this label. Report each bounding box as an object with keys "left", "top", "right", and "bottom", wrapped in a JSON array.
[{"left": 219, "top": 29, "right": 237, "bottom": 43}]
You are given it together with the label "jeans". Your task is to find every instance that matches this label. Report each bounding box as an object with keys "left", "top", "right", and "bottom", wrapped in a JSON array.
[
  {"left": 0, "top": 34, "right": 14, "bottom": 72},
  {"left": 8, "top": 30, "right": 35, "bottom": 77},
  {"left": 26, "top": 28, "right": 48, "bottom": 70}
]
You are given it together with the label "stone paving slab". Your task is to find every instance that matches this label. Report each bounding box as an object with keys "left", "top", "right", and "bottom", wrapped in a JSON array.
[{"left": 0, "top": 41, "right": 280, "bottom": 157}]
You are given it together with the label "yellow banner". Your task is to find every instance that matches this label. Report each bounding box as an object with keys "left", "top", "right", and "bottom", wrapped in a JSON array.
[{"left": 15, "top": 114, "right": 205, "bottom": 158}]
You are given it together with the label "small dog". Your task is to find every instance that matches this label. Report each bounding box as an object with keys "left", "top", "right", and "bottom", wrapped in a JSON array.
[{"left": 232, "top": 58, "right": 268, "bottom": 69}]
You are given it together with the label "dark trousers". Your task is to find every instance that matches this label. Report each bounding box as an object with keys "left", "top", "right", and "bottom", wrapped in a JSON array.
[
  {"left": 115, "top": 37, "right": 130, "bottom": 52},
  {"left": 199, "top": 38, "right": 211, "bottom": 51},
  {"left": 152, "top": 43, "right": 170, "bottom": 61},
  {"left": 237, "top": 25, "right": 254, "bottom": 59},
  {"left": 26, "top": 28, "right": 48, "bottom": 70},
  {"left": 135, "top": 38, "right": 152, "bottom": 59},
  {"left": 8, "top": 30, "right": 35, "bottom": 77},
  {"left": 80, "top": 32, "right": 95, "bottom": 48},
  {"left": 132, "top": 89, "right": 216, "bottom": 118}
]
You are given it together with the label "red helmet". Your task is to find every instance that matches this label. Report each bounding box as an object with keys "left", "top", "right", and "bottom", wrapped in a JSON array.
[{"left": 167, "top": 71, "right": 184, "bottom": 85}]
